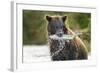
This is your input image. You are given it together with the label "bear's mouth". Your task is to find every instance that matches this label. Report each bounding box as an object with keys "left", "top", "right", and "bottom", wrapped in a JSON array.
[{"left": 49, "top": 34, "right": 75, "bottom": 41}]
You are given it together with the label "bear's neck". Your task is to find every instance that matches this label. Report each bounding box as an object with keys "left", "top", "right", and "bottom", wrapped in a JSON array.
[{"left": 63, "top": 26, "right": 68, "bottom": 34}]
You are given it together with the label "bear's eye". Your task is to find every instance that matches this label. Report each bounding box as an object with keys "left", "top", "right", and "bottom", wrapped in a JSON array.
[
  {"left": 55, "top": 26, "right": 59, "bottom": 29},
  {"left": 61, "top": 25, "right": 63, "bottom": 28}
]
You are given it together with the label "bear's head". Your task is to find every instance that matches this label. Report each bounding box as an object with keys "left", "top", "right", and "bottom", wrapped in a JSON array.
[{"left": 46, "top": 16, "right": 67, "bottom": 37}]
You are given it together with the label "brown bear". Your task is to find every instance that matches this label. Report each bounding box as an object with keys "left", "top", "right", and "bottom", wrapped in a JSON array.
[{"left": 46, "top": 15, "right": 88, "bottom": 61}]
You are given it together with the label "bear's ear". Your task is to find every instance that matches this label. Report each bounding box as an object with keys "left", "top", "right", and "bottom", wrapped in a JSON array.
[
  {"left": 46, "top": 16, "right": 52, "bottom": 21},
  {"left": 62, "top": 16, "right": 67, "bottom": 22}
]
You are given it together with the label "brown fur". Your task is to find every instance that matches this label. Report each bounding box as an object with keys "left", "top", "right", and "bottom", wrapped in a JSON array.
[{"left": 46, "top": 16, "right": 88, "bottom": 61}]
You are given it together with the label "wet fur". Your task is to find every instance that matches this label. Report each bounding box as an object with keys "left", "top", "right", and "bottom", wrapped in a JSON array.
[{"left": 46, "top": 16, "right": 88, "bottom": 61}]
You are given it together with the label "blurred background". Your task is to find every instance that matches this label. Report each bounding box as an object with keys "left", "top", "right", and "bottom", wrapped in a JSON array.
[{"left": 23, "top": 10, "right": 91, "bottom": 53}]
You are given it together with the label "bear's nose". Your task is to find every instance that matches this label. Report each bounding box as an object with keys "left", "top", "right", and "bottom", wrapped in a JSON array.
[{"left": 56, "top": 30, "right": 63, "bottom": 37}]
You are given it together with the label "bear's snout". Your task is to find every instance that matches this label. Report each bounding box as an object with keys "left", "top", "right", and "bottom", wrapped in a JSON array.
[{"left": 56, "top": 29, "right": 64, "bottom": 37}]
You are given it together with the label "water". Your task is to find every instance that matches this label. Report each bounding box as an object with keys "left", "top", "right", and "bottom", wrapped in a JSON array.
[{"left": 23, "top": 45, "right": 51, "bottom": 63}]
